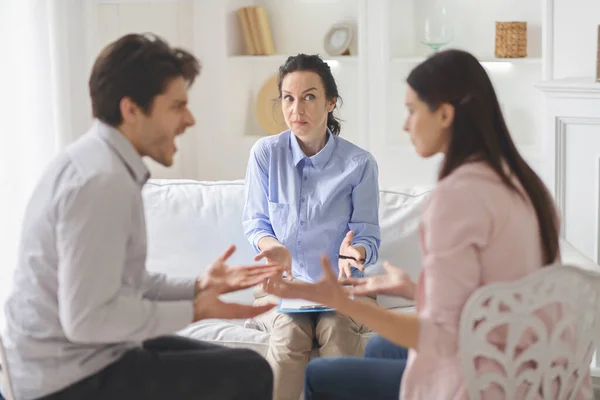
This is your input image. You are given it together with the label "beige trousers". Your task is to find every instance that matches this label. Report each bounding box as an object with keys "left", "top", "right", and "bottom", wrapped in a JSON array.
[{"left": 252, "top": 286, "right": 376, "bottom": 400}]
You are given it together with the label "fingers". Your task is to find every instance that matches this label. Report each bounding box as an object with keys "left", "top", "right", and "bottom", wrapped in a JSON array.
[
  {"left": 237, "top": 271, "right": 284, "bottom": 290},
  {"left": 321, "top": 255, "right": 337, "bottom": 281},
  {"left": 219, "top": 245, "right": 236, "bottom": 262},
  {"left": 342, "top": 231, "right": 354, "bottom": 247},
  {"left": 383, "top": 261, "right": 398, "bottom": 273},
  {"left": 338, "top": 276, "right": 363, "bottom": 286},
  {"left": 352, "top": 261, "right": 365, "bottom": 272},
  {"left": 236, "top": 264, "right": 281, "bottom": 275},
  {"left": 253, "top": 250, "right": 268, "bottom": 262},
  {"left": 348, "top": 285, "right": 374, "bottom": 296}
]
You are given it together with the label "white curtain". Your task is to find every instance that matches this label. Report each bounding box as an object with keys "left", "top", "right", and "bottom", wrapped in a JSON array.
[{"left": 0, "top": 0, "right": 92, "bottom": 321}]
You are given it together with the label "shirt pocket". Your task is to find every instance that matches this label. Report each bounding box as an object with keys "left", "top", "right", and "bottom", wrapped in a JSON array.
[{"left": 267, "top": 201, "right": 290, "bottom": 241}]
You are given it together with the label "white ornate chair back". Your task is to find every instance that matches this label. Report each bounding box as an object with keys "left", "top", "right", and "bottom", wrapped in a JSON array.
[
  {"left": 459, "top": 264, "right": 600, "bottom": 399},
  {"left": 0, "top": 334, "right": 15, "bottom": 400}
]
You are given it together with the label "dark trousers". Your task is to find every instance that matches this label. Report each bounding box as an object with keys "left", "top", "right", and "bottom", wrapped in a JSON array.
[
  {"left": 38, "top": 335, "right": 273, "bottom": 400},
  {"left": 304, "top": 334, "right": 408, "bottom": 400}
]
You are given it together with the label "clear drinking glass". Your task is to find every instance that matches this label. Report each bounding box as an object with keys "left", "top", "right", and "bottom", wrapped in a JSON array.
[{"left": 419, "top": 6, "right": 453, "bottom": 53}]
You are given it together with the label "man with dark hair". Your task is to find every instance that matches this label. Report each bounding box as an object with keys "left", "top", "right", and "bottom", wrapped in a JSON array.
[{"left": 2, "top": 33, "right": 277, "bottom": 400}]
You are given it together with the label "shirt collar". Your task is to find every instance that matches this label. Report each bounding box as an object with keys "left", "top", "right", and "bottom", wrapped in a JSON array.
[
  {"left": 289, "top": 128, "right": 335, "bottom": 171},
  {"left": 93, "top": 119, "right": 150, "bottom": 186}
]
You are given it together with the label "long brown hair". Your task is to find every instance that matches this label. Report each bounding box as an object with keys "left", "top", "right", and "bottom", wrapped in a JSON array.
[{"left": 407, "top": 49, "right": 559, "bottom": 265}]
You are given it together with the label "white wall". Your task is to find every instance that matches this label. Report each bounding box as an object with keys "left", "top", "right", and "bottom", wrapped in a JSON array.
[
  {"left": 553, "top": 0, "right": 600, "bottom": 79},
  {"left": 82, "top": 0, "right": 597, "bottom": 188}
]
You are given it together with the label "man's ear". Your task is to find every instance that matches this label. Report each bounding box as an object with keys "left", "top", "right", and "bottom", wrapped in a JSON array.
[{"left": 119, "top": 96, "right": 139, "bottom": 124}]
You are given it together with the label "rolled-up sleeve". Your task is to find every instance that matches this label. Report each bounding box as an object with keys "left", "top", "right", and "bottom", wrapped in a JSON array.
[
  {"left": 349, "top": 154, "right": 381, "bottom": 266},
  {"left": 242, "top": 140, "right": 276, "bottom": 252},
  {"left": 56, "top": 174, "right": 193, "bottom": 344},
  {"left": 417, "top": 183, "right": 487, "bottom": 358}
]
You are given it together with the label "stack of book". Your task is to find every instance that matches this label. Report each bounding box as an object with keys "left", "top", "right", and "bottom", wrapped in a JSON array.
[{"left": 236, "top": 6, "right": 275, "bottom": 55}]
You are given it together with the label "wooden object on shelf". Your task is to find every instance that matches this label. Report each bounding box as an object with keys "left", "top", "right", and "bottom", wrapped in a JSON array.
[
  {"left": 256, "top": 73, "right": 286, "bottom": 135},
  {"left": 495, "top": 22, "right": 527, "bottom": 58},
  {"left": 236, "top": 6, "right": 275, "bottom": 55},
  {"left": 237, "top": 7, "right": 256, "bottom": 55},
  {"left": 246, "top": 7, "right": 263, "bottom": 54},
  {"left": 254, "top": 6, "right": 275, "bottom": 55},
  {"left": 596, "top": 25, "right": 600, "bottom": 82}
]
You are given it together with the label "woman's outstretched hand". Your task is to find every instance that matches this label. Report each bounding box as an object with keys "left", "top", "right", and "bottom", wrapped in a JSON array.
[
  {"left": 339, "top": 262, "right": 416, "bottom": 300},
  {"left": 263, "top": 255, "right": 351, "bottom": 309}
]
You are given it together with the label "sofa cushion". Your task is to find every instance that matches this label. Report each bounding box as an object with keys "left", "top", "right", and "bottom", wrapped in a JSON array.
[
  {"left": 176, "top": 307, "right": 415, "bottom": 357},
  {"left": 142, "top": 179, "right": 433, "bottom": 309}
]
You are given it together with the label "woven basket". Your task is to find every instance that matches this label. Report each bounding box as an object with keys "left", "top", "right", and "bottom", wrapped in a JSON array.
[{"left": 495, "top": 22, "right": 527, "bottom": 58}]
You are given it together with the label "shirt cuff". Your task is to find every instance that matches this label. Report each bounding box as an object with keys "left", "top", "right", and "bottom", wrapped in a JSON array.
[
  {"left": 160, "top": 277, "right": 197, "bottom": 301},
  {"left": 253, "top": 233, "right": 277, "bottom": 253}
]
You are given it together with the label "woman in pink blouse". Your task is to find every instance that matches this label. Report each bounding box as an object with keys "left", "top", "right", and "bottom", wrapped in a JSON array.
[{"left": 263, "top": 49, "right": 573, "bottom": 399}]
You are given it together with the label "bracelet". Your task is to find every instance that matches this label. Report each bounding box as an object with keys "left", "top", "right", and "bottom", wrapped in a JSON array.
[{"left": 338, "top": 254, "right": 366, "bottom": 263}]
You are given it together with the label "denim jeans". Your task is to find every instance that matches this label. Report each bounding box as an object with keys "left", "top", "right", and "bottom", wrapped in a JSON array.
[{"left": 304, "top": 334, "right": 409, "bottom": 400}]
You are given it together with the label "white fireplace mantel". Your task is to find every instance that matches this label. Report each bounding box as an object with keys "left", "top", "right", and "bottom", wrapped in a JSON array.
[
  {"left": 535, "top": 77, "right": 600, "bottom": 265},
  {"left": 535, "top": 77, "right": 600, "bottom": 98}
]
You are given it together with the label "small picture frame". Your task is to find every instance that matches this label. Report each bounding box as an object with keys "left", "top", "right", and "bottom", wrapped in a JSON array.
[{"left": 324, "top": 23, "right": 354, "bottom": 56}]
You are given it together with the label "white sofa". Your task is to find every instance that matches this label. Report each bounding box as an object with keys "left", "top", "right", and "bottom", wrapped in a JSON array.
[
  {"left": 142, "top": 179, "right": 431, "bottom": 356},
  {"left": 141, "top": 179, "right": 600, "bottom": 358}
]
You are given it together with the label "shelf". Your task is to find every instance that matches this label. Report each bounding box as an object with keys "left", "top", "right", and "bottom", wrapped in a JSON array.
[
  {"left": 229, "top": 55, "right": 358, "bottom": 63},
  {"left": 227, "top": 0, "right": 360, "bottom": 60},
  {"left": 391, "top": 56, "right": 543, "bottom": 65}
]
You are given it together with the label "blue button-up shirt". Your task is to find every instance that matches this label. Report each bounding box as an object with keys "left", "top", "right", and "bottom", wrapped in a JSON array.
[{"left": 242, "top": 129, "right": 380, "bottom": 282}]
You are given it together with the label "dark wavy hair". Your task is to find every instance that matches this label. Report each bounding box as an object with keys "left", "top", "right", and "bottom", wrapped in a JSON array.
[
  {"left": 407, "top": 49, "right": 559, "bottom": 265},
  {"left": 277, "top": 53, "right": 343, "bottom": 136}
]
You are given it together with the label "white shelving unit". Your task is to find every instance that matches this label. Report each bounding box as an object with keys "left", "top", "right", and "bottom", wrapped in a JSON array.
[
  {"left": 223, "top": 0, "right": 366, "bottom": 147},
  {"left": 380, "top": 0, "right": 546, "bottom": 175},
  {"left": 89, "top": 0, "right": 553, "bottom": 185}
]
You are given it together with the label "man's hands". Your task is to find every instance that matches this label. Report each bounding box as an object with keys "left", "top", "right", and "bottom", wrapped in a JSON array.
[
  {"left": 338, "top": 231, "right": 366, "bottom": 279},
  {"left": 340, "top": 262, "right": 416, "bottom": 300},
  {"left": 195, "top": 245, "right": 282, "bottom": 295},
  {"left": 193, "top": 289, "right": 276, "bottom": 321},
  {"left": 255, "top": 237, "right": 292, "bottom": 278},
  {"left": 193, "top": 245, "right": 282, "bottom": 322}
]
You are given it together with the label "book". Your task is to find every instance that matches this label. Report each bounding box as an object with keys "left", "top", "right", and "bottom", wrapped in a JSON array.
[
  {"left": 236, "top": 6, "right": 275, "bottom": 55},
  {"left": 255, "top": 6, "right": 275, "bottom": 55},
  {"left": 237, "top": 7, "right": 256, "bottom": 55}
]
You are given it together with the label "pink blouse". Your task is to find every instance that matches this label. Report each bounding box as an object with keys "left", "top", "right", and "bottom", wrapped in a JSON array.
[{"left": 400, "top": 162, "right": 591, "bottom": 399}]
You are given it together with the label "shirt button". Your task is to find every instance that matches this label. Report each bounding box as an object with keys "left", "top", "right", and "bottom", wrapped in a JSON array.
[
  {"left": 300, "top": 221, "right": 304, "bottom": 226},
  {"left": 301, "top": 198, "right": 305, "bottom": 203},
  {"left": 298, "top": 241, "right": 302, "bottom": 245},
  {"left": 304, "top": 177, "right": 307, "bottom": 181}
]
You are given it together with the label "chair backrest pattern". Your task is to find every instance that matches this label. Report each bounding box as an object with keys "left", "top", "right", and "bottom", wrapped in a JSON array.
[
  {"left": 0, "top": 334, "right": 15, "bottom": 400},
  {"left": 459, "top": 265, "right": 599, "bottom": 400}
]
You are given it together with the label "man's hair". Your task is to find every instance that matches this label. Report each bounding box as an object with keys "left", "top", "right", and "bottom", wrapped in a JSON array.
[{"left": 89, "top": 33, "right": 201, "bottom": 126}]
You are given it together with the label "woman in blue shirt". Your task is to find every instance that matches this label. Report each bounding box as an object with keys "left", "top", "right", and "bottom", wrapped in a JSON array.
[{"left": 242, "top": 54, "right": 381, "bottom": 400}]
